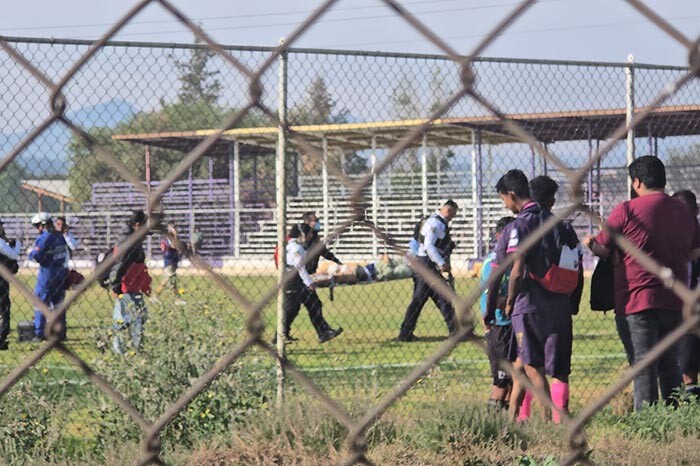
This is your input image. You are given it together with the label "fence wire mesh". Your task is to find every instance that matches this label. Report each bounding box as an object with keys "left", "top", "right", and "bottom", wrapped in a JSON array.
[{"left": 0, "top": 0, "right": 699, "bottom": 464}]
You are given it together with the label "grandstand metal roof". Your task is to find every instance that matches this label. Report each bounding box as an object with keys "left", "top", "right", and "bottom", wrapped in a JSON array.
[
  {"left": 21, "top": 179, "right": 73, "bottom": 203},
  {"left": 112, "top": 105, "right": 700, "bottom": 152}
]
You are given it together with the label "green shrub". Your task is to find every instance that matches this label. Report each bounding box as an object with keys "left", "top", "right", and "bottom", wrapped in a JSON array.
[
  {"left": 90, "top": 299, "right": 276, "bottom": 450},
  {"left": 613, "top": 393, "right": 700, "bottom": 442},
  {"left": 403, "top": 401, "right": 528, "bottom": 453}
]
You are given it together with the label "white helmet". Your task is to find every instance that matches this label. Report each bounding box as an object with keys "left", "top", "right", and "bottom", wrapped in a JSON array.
[{"left": 31, "top": 212, "right": 52, "bottom": 225}]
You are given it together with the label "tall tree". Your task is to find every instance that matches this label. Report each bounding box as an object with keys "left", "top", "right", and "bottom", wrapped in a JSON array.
[
  {"left": 66, "top": 39, "right": 273, "bottom": 205},
  {"left": 172, "top": 39, "right": 222, "bottom": 105},
  {"left": 291, "top": 76, "right": 366, "bottom": 176}
]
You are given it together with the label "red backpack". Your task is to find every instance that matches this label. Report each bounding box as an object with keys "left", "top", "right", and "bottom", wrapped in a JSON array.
[{"left": 527, "top": 209, "right": 581, "bottom": 295}]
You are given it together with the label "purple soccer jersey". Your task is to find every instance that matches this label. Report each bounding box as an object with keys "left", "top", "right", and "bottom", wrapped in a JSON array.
[{"left": 494, "top": 201, "right": 578, "bottom": 375}]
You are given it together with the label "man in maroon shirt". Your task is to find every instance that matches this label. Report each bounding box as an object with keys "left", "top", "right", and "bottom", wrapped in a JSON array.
[{"left": 585, "top": 156, "right": 700, "bottom": 411}]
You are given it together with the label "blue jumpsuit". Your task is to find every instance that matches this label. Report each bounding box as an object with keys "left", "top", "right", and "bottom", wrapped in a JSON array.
[{"left": 29, "top": 230, "right": 68, "bottom": 338}]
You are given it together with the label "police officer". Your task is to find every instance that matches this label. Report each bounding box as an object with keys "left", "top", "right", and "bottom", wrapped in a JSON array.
[
  {"left": 0, "top": 221, "right": 20, "bottom": 350},
  {"left": 398, "top": 200, "right": 459, "bottom": 341},
  {"left": 279, "top": 223, "right": 343, "bottom": 344},
  {"left": 301, "top": 211, "right": 342, "bottom": 274}
]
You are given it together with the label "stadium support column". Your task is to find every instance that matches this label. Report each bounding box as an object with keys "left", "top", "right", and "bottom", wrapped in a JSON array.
[
  {"left": 587, "top": 124, "right": 594, "bottom": 235},
  {"left": 275, "top": 39, "right": 288, "bottom": 406},
  {"left": 145, "top": 145, "right": 152, "bottom": 258},
  {"left": 371, "top": 136, "right": 379, "bottom": 257},
  {"left": 421, "top": 133, "right": 428, "bottom": 216},
  {"left": 626, "top": 54, "right": 636, "bottom": 200},
  {"left": 230, "top": 141, "right": 240, "bottom": 258},
  {"left": 188, "top": 164, "right": 194, "bottom": 241},
  {"left": 543, "top": 143, "right": 549, "bottom": 176},
  {"left": 471, "top": 129, "right": 484, "bottom": 259},
  {"left": 530, "top": 147, "right": 537, "bottom": 179},
  {"left": 322, "top": 137, "right": 329, "bottom": 238},
  {"left": 596, "top": 139, "right": 603, "bottom": 220}
]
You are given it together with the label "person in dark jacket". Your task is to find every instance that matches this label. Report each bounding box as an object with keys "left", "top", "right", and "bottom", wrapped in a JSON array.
[
  {"left": 671, "top": 189, "right": 700, "bottom": 398},
  {"left": 108, "top": 210, "right": 152, "bottom": 354},
  {"left": 302, "top": 212, "right": 342, "bottom": 274},
  {"left": 0, "top": 221, "right": 20, "bottom": 350}
]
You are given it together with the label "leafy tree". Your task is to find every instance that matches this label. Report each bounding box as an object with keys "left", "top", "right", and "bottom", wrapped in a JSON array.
[
  {"left": 291, "top": 76, "right": 366, "bottom": 176},
  {"left": 172, "top": 39, "right": 222, "bottom": 106},
  {"left": 389, "top": 69, "right": 455, "bottom": 174},
  {"left": 0, "top": 161, "right": 36, "bottom": 213},
  {"left": 67, "top": 40, "right": 272, "bottom": 206}
]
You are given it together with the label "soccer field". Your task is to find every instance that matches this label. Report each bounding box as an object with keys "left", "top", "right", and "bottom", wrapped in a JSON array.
[{"left": 1, "top": 273, "right": 628, "bottom": 410}]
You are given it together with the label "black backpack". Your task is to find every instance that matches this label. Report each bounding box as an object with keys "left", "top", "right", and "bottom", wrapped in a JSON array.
[
  {"left": 0, "top": 239, "right": 19, "bottom": 275},
  {"left": 590, "top": 257, "right": 615, "bottom": 311},
  {"left": 95, "top": 249, "right": 114, "bottom": 289}
]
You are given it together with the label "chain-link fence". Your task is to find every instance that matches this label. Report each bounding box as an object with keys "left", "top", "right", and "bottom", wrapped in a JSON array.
[{"left": 0, "top": 0, "right": 699, "bottom": 464}]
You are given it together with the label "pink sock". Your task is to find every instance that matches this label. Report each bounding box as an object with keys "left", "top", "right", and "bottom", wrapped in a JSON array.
[
  {"left": 551, "top": 382, "right": 570, "bottom": 424},
  {"left": 517, "top": 390, "right": 533, "bottom": 421}
]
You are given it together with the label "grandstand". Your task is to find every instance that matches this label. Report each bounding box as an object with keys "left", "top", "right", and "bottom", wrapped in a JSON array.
[{"left": 4, "top": 104, "right": 694, "bottom": 269}]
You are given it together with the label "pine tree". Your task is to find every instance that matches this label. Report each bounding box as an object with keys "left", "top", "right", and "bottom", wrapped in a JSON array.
[{"left": 172, "top": 39, "right": 222, "bottom": 105}]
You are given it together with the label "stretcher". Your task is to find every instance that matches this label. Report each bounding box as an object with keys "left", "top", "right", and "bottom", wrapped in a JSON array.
[{"left": 311, "top": 259, "right": 454, "bottom": 300}]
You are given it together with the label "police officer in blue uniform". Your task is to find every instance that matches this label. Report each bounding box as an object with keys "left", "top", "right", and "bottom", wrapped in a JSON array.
[{"left": 398, "top": 200, "right": 459, "bottom": 341}]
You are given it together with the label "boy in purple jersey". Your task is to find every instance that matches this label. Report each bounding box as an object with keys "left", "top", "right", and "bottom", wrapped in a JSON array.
[
  {"left": 487, "top": 170, "right": 581, "bottom": 422},
  {"left": 670, "top": 189, "right": 700, "bottom": 399},
  {"left": 481, "top": 216, "right": 516, "bottom": 410},
  {"left": 529, "top": 175, "right": 583, "bottom": 422}
]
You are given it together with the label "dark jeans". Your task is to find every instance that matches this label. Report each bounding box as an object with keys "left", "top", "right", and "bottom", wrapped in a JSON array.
[
  {"left": 615, "top": 312, "right": 635, "bottom": 366},
  {"left": 0, "top": 281, "right": 9, "bottom": 343},
  {"left": 626, "top": 309, "right": 682, "bottom": 411},
  {"left": 283, "top": 277, "right": 331, "bottom": 338},
  {"left": 399, "top": 256, "right": 456, "bottom": 337}
]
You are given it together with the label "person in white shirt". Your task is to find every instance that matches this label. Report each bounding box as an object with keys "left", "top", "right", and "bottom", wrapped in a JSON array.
[
  {"left": 275, "top": 223, "right": 343, "bottom": 344},
  {"left": 398, "top": 200, "right": 459, "bottom": 341},
  {"left": 0, "top": 220, "right": 21, "bottom": 350},
  {"left": 55, "top": 216, "right": 79, "bottom": 268}
]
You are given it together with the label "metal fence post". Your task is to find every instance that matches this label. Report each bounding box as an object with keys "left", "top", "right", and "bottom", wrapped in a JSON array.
[
  {"left": 626, "top": 54, "right": 636, "bottom": 200},
  {"left": 421, "top": 133, "right": 428, "bottom": 216},
  {"left": 322, "top": 137, "right": 329, "bottom": 238},
  {"left": 371, "top": 137, "right": 378, "bottom": 257},
  {"left": 232, "top": 141, "right": 241, "bottom": 258},
  {"left": 275, "top": 38, "right": 288, "bottom": 408}
]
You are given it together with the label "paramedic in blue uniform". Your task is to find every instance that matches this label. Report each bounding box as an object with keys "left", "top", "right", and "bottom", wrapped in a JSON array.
[
  {"left": 398, "top": 199, "right": 459, "bottom": 341},
  {"left": 279, "top": 223, "right": 343, "bottom": 344},
  {"left": 28, "top": 212, "right": 68, "bottom": 341}
]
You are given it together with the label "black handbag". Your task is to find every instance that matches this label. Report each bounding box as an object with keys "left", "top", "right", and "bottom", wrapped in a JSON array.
[{"left": 590, "top": 257, "right": 615, "bottom": 311}]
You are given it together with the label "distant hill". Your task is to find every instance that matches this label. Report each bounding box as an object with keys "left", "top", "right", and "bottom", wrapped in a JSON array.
[{"left": 0, "top": 98, "right": 138, "bottom": 176}]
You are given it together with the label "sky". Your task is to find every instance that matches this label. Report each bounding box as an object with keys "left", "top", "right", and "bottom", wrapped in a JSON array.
[{"left": 1, "top": 0, "right": 698, "bottom": 66}]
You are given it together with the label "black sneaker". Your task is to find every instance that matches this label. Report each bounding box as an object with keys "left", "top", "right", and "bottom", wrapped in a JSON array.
[
  {"left": 271, "top": 334, "right": 299, "bottom": 344},
  {"left": 397, "top": 333, "right": 418, "bottom": 342},
  {"left": 0, "top": 341, "right": 8, "bottom": 351},
  {"left": 319, "top": 327, "right": 343, "bottom": 343}
]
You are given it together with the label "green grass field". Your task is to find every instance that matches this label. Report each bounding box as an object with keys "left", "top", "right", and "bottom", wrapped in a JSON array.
[{"left": 0, "top": 273, "right": 629, "bottom": 411}]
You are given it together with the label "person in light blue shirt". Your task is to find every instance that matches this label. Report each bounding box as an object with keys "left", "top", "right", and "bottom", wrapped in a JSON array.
[{"left": 480, "top": 216, "right": 515, "bottom": 409}]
